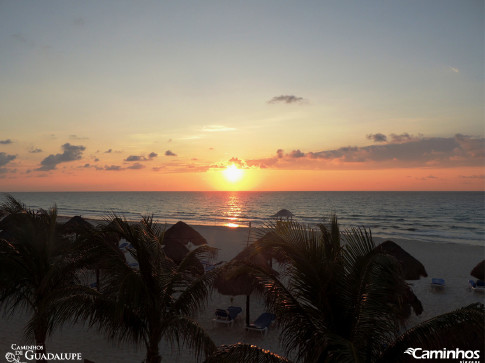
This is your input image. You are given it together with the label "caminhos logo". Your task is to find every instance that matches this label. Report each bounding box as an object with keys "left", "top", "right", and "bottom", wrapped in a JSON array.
[
  {"left": 5, "top": 345, "right": 82, "bottom": 362},
  {"left": 404, "top": 347, "right": 481, "bottom": 362}
]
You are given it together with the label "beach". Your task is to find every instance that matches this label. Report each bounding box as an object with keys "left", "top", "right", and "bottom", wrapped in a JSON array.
[{"left": 0, "top": 223, "right": 483, "bottom": 362}]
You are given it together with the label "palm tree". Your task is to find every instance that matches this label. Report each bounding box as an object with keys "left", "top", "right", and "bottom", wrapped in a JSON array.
[
  {"left": 0, "top": 195, "right": 78, "bottom": 359},
  {"left": 253, "top": 217, "right": 420, "bottom": 362},
  {"left": 207, "top": 217, "right": 484, "bottom": 362},
  {"left": 57, "top": 215, "right": 218, "bottom": 363},
  {"left": 207, "top": 217, "right": 424, "bottom": 362}
]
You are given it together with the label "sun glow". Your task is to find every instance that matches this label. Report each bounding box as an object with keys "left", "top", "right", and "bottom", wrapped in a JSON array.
[{"left": 223, "top": 164, "right": 244, "bottom": 183}]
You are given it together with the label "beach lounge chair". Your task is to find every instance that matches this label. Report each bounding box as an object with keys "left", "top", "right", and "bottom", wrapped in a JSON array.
[
  {"left": 245, "top": 312, "right": 276, "bottom": 336},
  {"left": 119, "top": 241, "right": 129, "bottom": 249},
  {"left": 202, "top": 260, "right": 224, "bottom": 272},
  {"left": 469, "top": 279, "right": 485, "bottom": 293},
  {"left": 430, "top": 278, "right": 446, "bottom": 289},
  {"left": 212, "top": 306, "right": 242, "bottom": 326}
]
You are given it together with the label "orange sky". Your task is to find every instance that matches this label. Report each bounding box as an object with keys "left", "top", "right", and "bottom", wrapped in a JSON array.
[{"left": 0, "top": 2, "right": 483, "bottom": 191}]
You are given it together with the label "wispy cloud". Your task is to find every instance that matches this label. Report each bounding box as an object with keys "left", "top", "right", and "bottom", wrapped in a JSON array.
[
  {"left": 246, "top": 134, "right": 485, "bottom": 170},
  {"left": 449, "top": 66, "right": 460, "bottom": 73},
  {"left": 202, "top": 125, "right": 236, "bottom": 132},
  {"left": 367, "top": 133, "right": 387, "bottom": 143},
  {"left": 36, "top": 143, "right": 86, "bottom": 171},
  {"left": 29, "top": 147, "right": 43, "bottom": 153},
  {"left": 127, "top": 163, "right": 145, "bottom": 170},
  {"left": 125, "top": 155, "right": 144, "bottom": 162},
  {"left": 268, "top": 95, "right": 306, "bottom": 104},
  {"left": 124, "top": 152, "right": 158, "bottom": 162},
  {"left": 0, "top": 139, "right": 13, "bottom": 145},
  {"left": 104, "top": 165, "right": 122, "bottom": 171},
  {"left": 165, "top": 150, "right": 177, "bottom": 157},
  {"left": 0, "top": 153, "right": 16, "bottom": 167},
  {"left": 69, "top": 134, "right": 89, "bottom": 140}
]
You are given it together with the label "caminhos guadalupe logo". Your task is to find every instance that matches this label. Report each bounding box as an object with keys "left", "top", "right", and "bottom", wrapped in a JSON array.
[
  {"left": 5, "top": 345, "right": 82, "bottom": 362},
  {"left": 404, "top": 347, "right": 481, "bottom": 362}
]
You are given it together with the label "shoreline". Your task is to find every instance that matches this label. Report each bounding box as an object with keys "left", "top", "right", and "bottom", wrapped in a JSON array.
[{"left": 58, "top": 215, "right": 484, "bottom": 248}]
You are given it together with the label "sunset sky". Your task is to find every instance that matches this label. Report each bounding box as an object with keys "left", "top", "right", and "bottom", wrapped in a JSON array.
[{"left": 0, "top": 1, "right": 483, "bottom": 191}]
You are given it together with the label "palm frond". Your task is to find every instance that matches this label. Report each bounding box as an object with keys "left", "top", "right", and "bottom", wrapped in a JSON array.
[
  {"left": 377, "top": 303, "right": 485, "bottom": 363},
  {"left": 205, "top": 343, "right": 291, "bottom": 363},
  {"left": 162, "top": 315, "right": 216, "bottom": 360}
]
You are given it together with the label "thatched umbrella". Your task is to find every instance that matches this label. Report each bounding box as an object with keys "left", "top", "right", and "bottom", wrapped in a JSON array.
[
  {"left": 471, "top": 260, "right": 485, "bottom": 281},
  {"left": 374, "top": 240, "right": 428, "bottom": 280},
  {"left": 62, "top": 215, "right": 93, "bottom": 236},
  {"left": 214, "top": 242, "right": 276, "bottom": 326},
  {"left": 163, "top": 221, "right": 207, "bottom": 274},
  {"left": 271, "top": 209, "right": 294, "bottom": 219},
  {"left": 164, "top": 221, "right": 207, "bottom": 246},
  {"left": 163, "top": 240, "right": 191, "bottom": 264}
]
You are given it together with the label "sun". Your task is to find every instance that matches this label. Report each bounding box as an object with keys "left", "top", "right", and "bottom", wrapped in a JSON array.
[{"left": 223, "top": 164, "right": 244, "bottom": 183}]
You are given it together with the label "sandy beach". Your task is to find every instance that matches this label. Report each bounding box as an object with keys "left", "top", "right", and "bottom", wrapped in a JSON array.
[{"left": 1, "top": 224, "right": 484, "bottom": 362}]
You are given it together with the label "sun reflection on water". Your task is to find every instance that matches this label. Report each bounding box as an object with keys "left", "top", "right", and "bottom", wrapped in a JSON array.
[{"left": 224, "top": 193, "right": 242, "bottom": 228}]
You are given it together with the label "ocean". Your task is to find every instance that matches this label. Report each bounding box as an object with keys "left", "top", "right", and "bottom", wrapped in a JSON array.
[{"left": 4, "top": 191, "right": 484, "bottom": 246}]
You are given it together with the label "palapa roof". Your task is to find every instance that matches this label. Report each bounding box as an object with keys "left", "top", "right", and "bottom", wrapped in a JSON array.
[
  {"left": 471, "top": 260, "right": 485, "bottom": 280},
  {"left": 162, "top": 221, "right": 207, "bottom": 274},
  {"left": 214, "top": 243, "right": 276, "bottom": 296},
  {"left": 375, "top": 240, "right": 428, "bottom": 280},
  {"left": 163, "top": 239, "right": 190, "bottom": 264},
  {"left": 271, "top": 209, "right": 294, "bottom": 218},
  {"left": 164, "top": 221, "right": 207, "bottom": 246},
  {"left": 62, "top": 215, "right": 93, "bottom": 234}
]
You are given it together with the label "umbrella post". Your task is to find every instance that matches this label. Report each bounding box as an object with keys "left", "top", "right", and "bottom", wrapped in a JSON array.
[{"left": 245, "top": 295, "right": 250, "bottom": 326}]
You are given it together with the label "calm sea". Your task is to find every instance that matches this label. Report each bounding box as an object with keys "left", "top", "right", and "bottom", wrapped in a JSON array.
[{"left": 4, "top": 191, "right": 485, "bottom": 246}]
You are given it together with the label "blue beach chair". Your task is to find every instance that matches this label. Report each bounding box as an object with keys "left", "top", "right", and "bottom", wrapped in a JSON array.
[
  {"left": 430, "top": 278, "right": 446, "bottom": 290},
  {"left": 245, "top": 312, "right": 276, "bottom": 336},
  {"left": 469, "top": 279, "right": 485, "bottom": 293},
  {"left": 212, "top": 306, "right": 242, "bottom": 326}
]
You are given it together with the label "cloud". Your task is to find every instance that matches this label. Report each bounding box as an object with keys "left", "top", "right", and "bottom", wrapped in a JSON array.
[
  {"left": 367, "top": 133, "right": 387, "bottom": 143},
  {"left": 104, "top": 165, "right": 122, "bottom": 171},
  {"left": 125, "top": 155, "right": 144, "bottom": 162},
  {"left": 246, "top": 134, "right": 484, "bottom": 170},
  {"left": 449, "top": 66, "right": 460, "bottom": 73},
  {"left": 228, "top": 157, "right": 248, "bottom": 169},
  {"left": 29, "top": 147, "right": 43, "bottom": 153},
  {"left": 0, "top": 153, "right": 16, "bottom": 167},
  {"left": 289, "top": 149, "right": 305, "bottom": 158},
  {"left": 390, "top": 133, "right": 415, "bottom": 143},
  {"left": 202, "top": 125, "right": 236, "bottom": 132},
  {"left": 127, "top": 163, "right": 145, "bottom": 170},
  {"left": 268, "top": 95, "right": 305, "bottom": 104},
  {"left": 125, "top": 152, "right": 158, "bottom": 162},
  {"left": 69, "top": 134, "right": 89, "bottom": 140},
  {"left": 0, "top": 139, "right": 12, "bottom": 145},
  {"left": 165, "top": 150, "right": 177, "bottom": 157},
  {"left": 104, "top": 149, "right": 112, "bottom": 153},
  {"left": 36, "top": 143, "right": 85, "bottom": 171},
  {"left": 12, "top": 33, "right": 35, "bottom": 47}
]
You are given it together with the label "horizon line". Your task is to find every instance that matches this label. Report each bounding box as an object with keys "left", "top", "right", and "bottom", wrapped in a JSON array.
[{"left": 3, "top": 190, "right": 484, "bottom": 193}]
